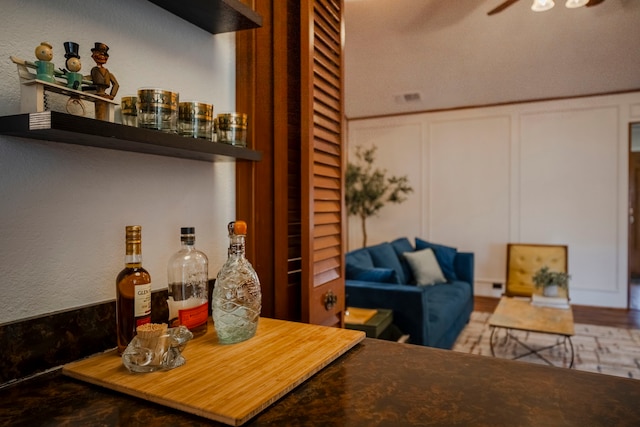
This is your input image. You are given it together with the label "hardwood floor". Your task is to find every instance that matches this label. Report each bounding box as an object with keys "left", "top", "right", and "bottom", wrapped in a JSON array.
[{"left": 474, "top": 296, "right": 640, "bottom": 329}]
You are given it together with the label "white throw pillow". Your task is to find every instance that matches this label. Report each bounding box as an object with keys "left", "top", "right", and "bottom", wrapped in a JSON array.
[{"left": 403, "top": 248, "right": 446, "bottom": 286}]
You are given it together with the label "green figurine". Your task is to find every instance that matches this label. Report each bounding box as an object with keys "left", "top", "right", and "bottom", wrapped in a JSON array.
[
  {"left": 34, "top": 41, "right": 56, "bottom": 83},
  {"left": 62, "top": 42, "right": 83, "bottom": 90}
]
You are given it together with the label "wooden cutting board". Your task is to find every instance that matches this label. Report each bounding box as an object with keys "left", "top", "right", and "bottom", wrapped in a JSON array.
[{"left": 62, "top": 318, "right": 365, "bottom": 426}]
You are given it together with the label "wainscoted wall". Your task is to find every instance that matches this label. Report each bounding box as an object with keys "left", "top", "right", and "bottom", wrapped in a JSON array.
[{"left": 347, "top": 91, "right": 640, "bottom": 308}]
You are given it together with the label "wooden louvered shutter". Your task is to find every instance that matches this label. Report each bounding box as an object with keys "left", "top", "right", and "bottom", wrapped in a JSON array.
[
  {"left": 300, "top": 0, "right": 345, "bottom": 327},
  {"left": 235, "top": 0, "right": 344, "bottom": 325}
]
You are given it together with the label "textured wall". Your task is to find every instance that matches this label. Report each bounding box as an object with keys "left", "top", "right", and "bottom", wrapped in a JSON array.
[{"left": 0, "top": 0, "right": 237, "bottom": 323}]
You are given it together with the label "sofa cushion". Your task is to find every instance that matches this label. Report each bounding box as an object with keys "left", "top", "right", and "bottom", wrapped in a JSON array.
[
  {"left": 346, "top": 265, "right": 398, "bottom": 283},
  {"left": 345, "top": 247, "right": 375, "bottom": 269},
  {"left": 403, "top": 248, "right": 446, "bottom": 286},
  {"left": 415, "top": 238, "right": 458, "bottom": 281},
  {"left": 424, "top": 281, "right": 472, "bottom": 345},
  {"left": 367, "top": 242, "right": 406, "bottom": 284},
  {"left": 391, "top": 237, "right": 415, "bottom": 284}
]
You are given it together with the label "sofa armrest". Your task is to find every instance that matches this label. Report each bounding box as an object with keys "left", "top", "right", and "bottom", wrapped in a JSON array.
[
  {"left": 345, "top": 280, "right": 429, "bottom": 346},
  {"left": 454, "top": 252, "right": 474, "bottom": 285}
]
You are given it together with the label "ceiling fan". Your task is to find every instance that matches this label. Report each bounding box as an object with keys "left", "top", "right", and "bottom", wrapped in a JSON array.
[{"left": 488, "top": 0, "right": 605, "bottom": 15}]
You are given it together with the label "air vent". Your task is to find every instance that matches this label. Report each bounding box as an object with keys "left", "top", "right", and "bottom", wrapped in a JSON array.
[{"left": 394, "top": 92, "right": 422, "bottom": 104}]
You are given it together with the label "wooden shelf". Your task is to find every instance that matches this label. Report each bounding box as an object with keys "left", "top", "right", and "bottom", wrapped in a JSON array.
[
  {"left": 0, "top": 112, "right": 262, "bottom": 162},
  {"left": 147, "top": 0, "right": 262, "bottom": 34}
]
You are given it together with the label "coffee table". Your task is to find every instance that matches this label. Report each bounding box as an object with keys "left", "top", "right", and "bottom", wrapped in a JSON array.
[{"left": 489, "top": 297, "right": 575, "bottom": 368}]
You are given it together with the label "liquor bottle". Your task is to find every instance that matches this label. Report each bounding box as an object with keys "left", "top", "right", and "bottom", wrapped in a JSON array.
[
  {"left": 167, "top": 227, "right": 209, "bottom": 337},
  {"left": 116, "top": 225, "right": 152, "bottom": 354},
  {"left": 212, "top": 220, "right": 262, "bottom": 344}
]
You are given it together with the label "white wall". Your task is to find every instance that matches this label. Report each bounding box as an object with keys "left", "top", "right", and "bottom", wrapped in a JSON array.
[
  {"left": 347, "top": 92, "right": 640, "bottom": 308},
  {"left": 0, "top": 0, "right": 236, "bottom": 324}
]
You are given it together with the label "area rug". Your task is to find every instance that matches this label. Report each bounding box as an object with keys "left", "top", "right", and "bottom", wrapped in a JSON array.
[{"left": 452, "top": 311, "right": 640, "bottom": 380}]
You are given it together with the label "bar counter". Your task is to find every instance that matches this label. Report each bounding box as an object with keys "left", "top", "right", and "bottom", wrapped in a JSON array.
[{"left": 2, "top": 337, "right": 640, "bottom": 426}]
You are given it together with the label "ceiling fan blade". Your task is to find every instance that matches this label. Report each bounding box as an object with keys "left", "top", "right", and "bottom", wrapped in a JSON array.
[
  {"left": 586, "top": 0, "right": 605, "bottom": 6},
  {"left": 487, "top": 0, "right": 521, "bottom": 15}
]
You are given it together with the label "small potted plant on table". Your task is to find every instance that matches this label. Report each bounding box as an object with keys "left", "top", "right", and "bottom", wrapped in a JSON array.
[{"left": 532, "top": 266, "right": 570, "bottom": 297}]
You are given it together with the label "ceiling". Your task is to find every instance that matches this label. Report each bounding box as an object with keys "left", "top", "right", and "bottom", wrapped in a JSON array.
[{"left": 343, "top": 0, "right": 640, "bottom": 119}]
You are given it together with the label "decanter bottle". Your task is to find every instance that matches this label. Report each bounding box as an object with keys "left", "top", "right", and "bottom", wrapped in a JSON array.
[
  {"left": 167, "top": 227, "right": 209, "bottom": 337},
  {"left": 212, "top": 220, "right": 262, "bottom": 344},
  {"left": 116, "top": 225, "right": 152, "bottom": 354}
]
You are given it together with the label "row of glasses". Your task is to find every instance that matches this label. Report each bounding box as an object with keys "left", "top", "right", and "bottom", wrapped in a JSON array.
[{"left": 119, "top": 89, "right": 248, "bottom": 146}]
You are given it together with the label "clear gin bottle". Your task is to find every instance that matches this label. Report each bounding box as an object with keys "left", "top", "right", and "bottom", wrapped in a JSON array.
[
  {"left": 212, "top": 220, "right": 262, "bottom": 344},
  {"left": 167, "top": 227, "right": 209, "bottom": 337}
]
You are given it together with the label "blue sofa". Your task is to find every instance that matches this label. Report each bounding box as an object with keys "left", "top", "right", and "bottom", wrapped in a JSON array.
[{"left": 345, "top": 237, "right": 474, "bottom": 349}]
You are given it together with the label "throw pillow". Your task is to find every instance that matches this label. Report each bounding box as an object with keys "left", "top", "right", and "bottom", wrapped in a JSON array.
[
  {"left": 391, "top": 237, "right": 415, "bottom": 284},
  {"left": 415, "top": 238, "right": 458, "bottom": 281},
  {"left": 345, "top": 248, "right": 375, "bottom": 269},
  {"left": 366, "top": 242, "right": 406, "bottom": 284},
  {"left": 346, "top": 265, "right": 398, "bottom": 283},
  {"left": 403, "top": 248, "right": 446, "bottom": 286}
]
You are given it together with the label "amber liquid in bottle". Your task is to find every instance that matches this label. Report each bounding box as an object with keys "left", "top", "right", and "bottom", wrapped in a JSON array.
[{"left": 116, "top": 226, "right": 152, "bottom": 354}]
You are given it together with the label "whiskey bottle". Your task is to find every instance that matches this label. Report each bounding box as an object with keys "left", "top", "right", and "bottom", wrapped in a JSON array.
[
  {"left": 116, "top": 225, "right": 152, "bottom": 353},
  {"left": 212, "top": 221, "right": 262, "bottom": 344},
  {"left": 167, "top": 227, "right": 209, "bottom": 337}
]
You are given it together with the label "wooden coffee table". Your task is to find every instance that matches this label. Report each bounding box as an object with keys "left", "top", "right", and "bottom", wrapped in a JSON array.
[{"left": 489, "top": 297, "right": 575, "bottom": 368}]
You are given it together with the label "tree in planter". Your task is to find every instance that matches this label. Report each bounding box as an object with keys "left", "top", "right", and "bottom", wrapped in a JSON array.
[{"left": 345, "top": 145, "right": 413, "bottom": 247}]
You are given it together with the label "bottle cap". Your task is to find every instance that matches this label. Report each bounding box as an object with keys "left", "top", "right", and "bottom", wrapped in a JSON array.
[
  {"left": 180, "top": 227, "right": 195, "bottom": 234},
  {"left": 125, "top": 225, "right": 141, "bottom": 243},
  {"left": 233, "top": 220, "right": 247, "bottom": 235}
]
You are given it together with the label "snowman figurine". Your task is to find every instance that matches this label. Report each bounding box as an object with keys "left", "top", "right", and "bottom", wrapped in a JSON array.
[
  {"left": 63, "top": 41, "right": 83, "bottom": 90},
  {"left": 34, "top": 41, "right": 56, "bottom": 83}
]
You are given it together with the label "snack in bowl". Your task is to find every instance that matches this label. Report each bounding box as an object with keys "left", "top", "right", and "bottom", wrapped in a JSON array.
[{"left": 122, "top": 323, "right": 193, "bottom": 373}]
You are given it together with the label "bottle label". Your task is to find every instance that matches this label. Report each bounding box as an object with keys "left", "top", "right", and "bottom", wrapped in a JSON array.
[
  {"left": 136, "top": 316, "right": 151, "bottom": 328},
  {"left": 179, "top": 302, "right": 208, "bottom": 329},
  {"left": 134, "top": 282, "right": 152, "bottom": 317}
]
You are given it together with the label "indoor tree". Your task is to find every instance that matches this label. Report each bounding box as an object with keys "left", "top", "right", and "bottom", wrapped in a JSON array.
[{"left": 345, "top": 145, "right": 413, "bottom": 247}]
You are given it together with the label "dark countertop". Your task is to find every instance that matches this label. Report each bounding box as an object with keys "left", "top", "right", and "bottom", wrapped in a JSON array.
[{"left": 2, "top": 337, "right": 640, "bottom": 426}]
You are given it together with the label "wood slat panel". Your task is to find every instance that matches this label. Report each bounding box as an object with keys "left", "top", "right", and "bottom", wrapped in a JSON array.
[
  {"left": 314, "top": 256, "right": 340, "bottom": 275},
  {"left": 287, "top": 271, "right": 301, "bottom": 286},
  {"left": 315, "top": 223, "right": 341, "bottom": 237},
  {"left": 314, "top": 151, "right": 341, "bottom": 168},
  {"left": 302, "top": 0, "right": 345, "bottom": 327},
  {"left": 314, "top": 268, "right": 340, "bottom": 286},
  {"left": 314, "top": 200, "right": 340, "bottom": 213},
  {"left": 314, "top": 56, "right": 340, "bottom": 84},
  {"left": 314, "top": 136, "right": 341, "bottom": 154},
  {"left": 314, "top": 90, "right": 340, "bottom": 113},
  {"left": 314, "top": 77, "right": 340, "bottom": 101},
  {"left": 314, "top": 211, "right": 341, "bottom": 225},
  {"left": 314, "top": 1, "right": 340, "bottom": 34},
  {"left": 315, "top": 188, "right": 340, "bottom": 201},
  {"left": 314, "top": 234, "right": 341, "bottom": 251},
  {"left": 288, "top": 257, "right": 302, "bottom": 272},
  {"left": 313, "top": 113, "right": 341, "bottom": 134},
  {"left": 314, "top": 102, "right": 340, "bottom": 126},
  {"left": 313, "top": 175, "right": 340, "bottom": 190},
  {"left": 314, "top": 245, "right": 341, "bottom": 260},
  {"left": 313, "top": 163, "right": 340, "bottom": 179}
]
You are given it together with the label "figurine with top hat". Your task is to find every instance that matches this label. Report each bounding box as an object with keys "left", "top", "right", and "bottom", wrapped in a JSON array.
[
  {"left": 62, "top": 41, "right": 83, "bottom": 90},
  {"left": 90, "top": 42, "right": 118, "bottom": 100}
]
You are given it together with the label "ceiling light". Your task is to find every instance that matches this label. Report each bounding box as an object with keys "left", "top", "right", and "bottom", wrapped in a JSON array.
[
  {"left": 531, "top": 0, "right": 555, "bottom": 12},
  {"left": 565, "top": 0, "right": 588, "bottom": 8}
]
